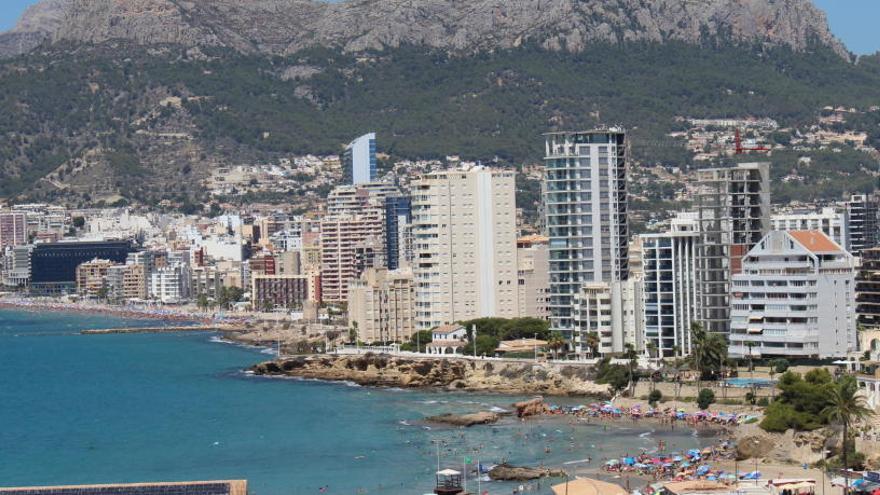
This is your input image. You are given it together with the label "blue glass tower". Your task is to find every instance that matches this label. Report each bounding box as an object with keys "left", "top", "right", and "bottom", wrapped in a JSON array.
[
  {"left": 343, "top": 133, "right": 377, "bottom": 185},
  {"left": 384, "top": 195, "right": 412, "bottom": 270}
]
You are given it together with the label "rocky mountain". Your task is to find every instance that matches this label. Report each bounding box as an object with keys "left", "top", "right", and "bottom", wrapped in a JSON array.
[{"left": 0, "top": 0, "right": 850, "bottom": 59}]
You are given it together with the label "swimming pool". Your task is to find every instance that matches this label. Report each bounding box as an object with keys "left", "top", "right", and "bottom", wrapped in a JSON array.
[{"left": 725, "top": 377, "right": 775, "bottom": 388}]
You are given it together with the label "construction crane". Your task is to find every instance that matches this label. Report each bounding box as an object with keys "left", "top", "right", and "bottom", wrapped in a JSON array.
[{"left": 734, "top": 128, "right": 770, "bottom": 155}]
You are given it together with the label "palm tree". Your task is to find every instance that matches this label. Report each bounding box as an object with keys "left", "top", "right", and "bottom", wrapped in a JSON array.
[
  {"left": 690, "top": 322, "right": 726, "bottom": 390},
  {"left": 624, "top": 343, "right": 638, "bottom": 396},
  {"left": 646, "top": 341, "right": 658, "bottom": 360},
  {"left": 822, "top": 376, "right": 874, "bottom": 494},
  {"left": 548, "top": 332, "right": 566, "bottom": 360},
  {"left": 586, "top": 331, "right": 600, "bottom": 358}
]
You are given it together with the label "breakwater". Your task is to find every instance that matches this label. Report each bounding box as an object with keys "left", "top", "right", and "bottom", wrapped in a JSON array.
[{"left": 82, "top": 325, "right": 227, "bottom": 335}]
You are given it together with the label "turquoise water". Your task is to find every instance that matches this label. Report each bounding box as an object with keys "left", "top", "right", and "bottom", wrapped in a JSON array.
[
  {"left": 0, "top": 309, "right": 710, "bottom": 495},
  {"left": 725, "top": 377, "right": 774, "bottom": 388}
]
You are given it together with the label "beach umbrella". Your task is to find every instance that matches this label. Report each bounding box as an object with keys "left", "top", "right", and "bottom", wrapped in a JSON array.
[
  {"left": 624, "top": 457, "right": 636, "bottom": 466},
  {"left": 696, "top": 466, "right": 710, "bottom": 476}
]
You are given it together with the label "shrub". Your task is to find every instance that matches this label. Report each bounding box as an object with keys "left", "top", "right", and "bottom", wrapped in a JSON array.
[
  {"left": 648, "top": 389, "right": 662, "bottom": 407},
  {"left": 770, "top": 359, "right": 790, "bottom": 374},
  {"left": 697, "top": 388, "right": 715, "bottom": 410}
]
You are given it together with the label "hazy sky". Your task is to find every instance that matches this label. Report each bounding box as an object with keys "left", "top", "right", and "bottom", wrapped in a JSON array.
[{"left": 0, "top": 0, "right": 878, "bottom": 55}]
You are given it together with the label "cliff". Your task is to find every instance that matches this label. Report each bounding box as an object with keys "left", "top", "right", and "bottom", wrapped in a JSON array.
[
  {"left": 249, "top": 354, "right": 611, "bottom": 396},
  {"left": 0, "top": 0, "right": 850, "bottom": 59}
]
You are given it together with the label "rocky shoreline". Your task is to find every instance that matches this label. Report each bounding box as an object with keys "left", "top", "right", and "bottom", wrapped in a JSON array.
[{"left": 249, "top": 353, "right": 612, "bottom": 396}]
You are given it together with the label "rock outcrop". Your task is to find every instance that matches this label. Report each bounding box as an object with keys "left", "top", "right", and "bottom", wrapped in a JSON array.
[
  {"left": 734, "top": 422, "right": 836, "bottom": 465},
  {"left": 488, "top": 464, "right": 566, "bottom": 481},
  {"left": 0, "top": 0, "right": 850, "bottom": 59},
  {"left": 513, "top": 397, "right": 551, "bottom": 418},
  {"left": 249, "top": 354, "right": 610, "bottom": 396},
  {"left": 426, "top": 412, "right": 501, "bottom": 427}
]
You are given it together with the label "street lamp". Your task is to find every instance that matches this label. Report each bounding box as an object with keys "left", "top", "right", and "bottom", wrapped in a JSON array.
[{"left": 753, "top": 439, "right": 760, "bottom": 486}]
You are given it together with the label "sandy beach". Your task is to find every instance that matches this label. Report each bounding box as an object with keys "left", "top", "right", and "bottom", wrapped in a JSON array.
[{"left": 0, "top": 296, "right": 228, "bottom": 324}]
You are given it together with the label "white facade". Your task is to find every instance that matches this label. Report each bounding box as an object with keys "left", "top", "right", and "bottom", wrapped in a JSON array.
[
  {"left": 770, "top": 207, "right": 848, "bottom": 251},
  {"left": 641, "top": 216, "right": 699, "bottom": 358},
  {"left": 729, "top": 230, "right": 856, "bottom": 359},
  {"left": 573, "top": 279, "right": 642, "bottom": 355},
  {"left": 344, "top": 133, "right": 377, "bottom": 185},
  {"left": 412, "top": 166, "right": 518, "bottom": 330},
  {"left": 196, "top": 235, "right": 245, "bottom": 262},
  {"left": 149, "top": 264, "right": 192, "bottom": 304}
]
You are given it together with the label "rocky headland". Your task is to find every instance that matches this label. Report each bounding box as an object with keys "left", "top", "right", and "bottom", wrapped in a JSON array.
[{"left": 249, "top": 354, "right": 611, "bottom": 396}]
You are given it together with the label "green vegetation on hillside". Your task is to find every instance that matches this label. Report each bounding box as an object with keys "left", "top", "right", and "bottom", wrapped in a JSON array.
[{"left": 1, "top": 41, "right": 879, "bottom": 205}]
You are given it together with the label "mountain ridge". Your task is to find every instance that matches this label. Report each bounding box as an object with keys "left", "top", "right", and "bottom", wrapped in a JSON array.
[{"left": 0, "top": 0, "right": 851, "bottom": 59}]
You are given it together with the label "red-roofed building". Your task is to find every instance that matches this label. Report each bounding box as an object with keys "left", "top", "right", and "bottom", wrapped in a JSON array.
[{"left": 729, "top": 230, "right": 856, "bottom": 359}]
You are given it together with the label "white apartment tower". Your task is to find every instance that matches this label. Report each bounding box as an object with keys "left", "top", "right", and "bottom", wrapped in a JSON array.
[
  {"left": 729, "top": 230, "right": 856, "bottom": 359},
  {"left": 412, "top": 166, "right": 518, "bottom": 330},
  {"left": 543, "top": 129, "right": 628, "bottom": 350},
  {"left": 641, "top": 215, "right": 699, "bottom": 358}
]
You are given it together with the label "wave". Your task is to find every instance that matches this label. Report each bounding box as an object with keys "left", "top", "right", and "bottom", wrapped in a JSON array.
[{"left": 563, "top": 458, "right": 593, "bottom": 466}]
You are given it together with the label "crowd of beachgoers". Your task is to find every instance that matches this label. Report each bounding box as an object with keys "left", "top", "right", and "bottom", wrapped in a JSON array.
[
  {"left": 545, "top": 401, "right": 759, "bottom": 428},
  {"left": 0, "top": 296, "right": 230, "bottom": 324},
  {"left": 601, "top": 445, "right": 749, "bottom": 482}
]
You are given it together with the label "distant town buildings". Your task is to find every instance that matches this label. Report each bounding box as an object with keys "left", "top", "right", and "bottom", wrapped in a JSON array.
[
  {"left": 0, "top": 212, "right": 27, "bottom": 248},
  {"left": 3, "top": 122, "right": 880, "bottom": 363}
]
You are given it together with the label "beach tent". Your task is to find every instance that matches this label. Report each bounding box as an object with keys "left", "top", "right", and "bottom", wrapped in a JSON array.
[
  {"left": 742, "top": 471, "right": 762, "bottom": 480},
  {"left": 552, "top": 478, "right": 628, "bottom": 495},
  {"left": 624, "top": 457, "right": 637, "bottom": 466}
]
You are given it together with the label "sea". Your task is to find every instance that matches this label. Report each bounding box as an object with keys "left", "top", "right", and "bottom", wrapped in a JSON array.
[{"left": 0, "top": 309, "right": 713, "bottom": 495}]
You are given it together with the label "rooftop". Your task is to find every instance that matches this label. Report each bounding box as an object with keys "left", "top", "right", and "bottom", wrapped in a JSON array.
[{"left": 789, "top": 230, "right": 844, "bottom": 254}]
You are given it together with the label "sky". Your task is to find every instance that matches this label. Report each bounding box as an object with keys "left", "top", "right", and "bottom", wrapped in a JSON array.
[{"left": 0, "top": 0, "right": 878, "bottom": 55}]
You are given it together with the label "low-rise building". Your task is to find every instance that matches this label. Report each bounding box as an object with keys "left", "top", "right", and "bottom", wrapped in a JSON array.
[
  {"left": 729, "top": 230, "right": 856, "bottom": 359},
  {"left": 425, "top": 324, "right": 468, "bottom": 355},
  {"left": 347, "top": 268, "right": 415, "bottom": 343},
  {"left": 251, "top": 274, "right": 309, "bottom": 311},
  {"left": 75, "top": 258, "right": 115, "bottom": 298}
]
